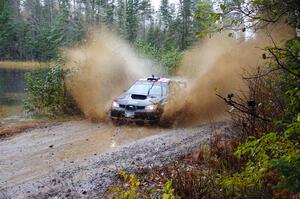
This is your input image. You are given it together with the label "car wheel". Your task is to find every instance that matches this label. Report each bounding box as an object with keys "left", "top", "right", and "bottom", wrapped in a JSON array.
[
  {"left": 148, "top": 120, "right": 158, "bottom": 126},
  {"left": 135, "top": 121, "right": 144, "bottom": 126},
  {"left": 158, "top": 119, "right": 174, "bottom": 128},
  {"left": 112, "top": 118, "right": 122, "bottom": 126}
]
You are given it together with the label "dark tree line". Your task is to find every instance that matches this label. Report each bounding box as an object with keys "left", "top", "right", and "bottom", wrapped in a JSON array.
[{"left": 0, "top": 0, "right": 210, "bottom": 61}]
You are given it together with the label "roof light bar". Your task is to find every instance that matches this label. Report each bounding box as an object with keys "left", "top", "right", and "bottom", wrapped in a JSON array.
[{"left": 147, "top": 75, "right": 160, "bottom": 81}]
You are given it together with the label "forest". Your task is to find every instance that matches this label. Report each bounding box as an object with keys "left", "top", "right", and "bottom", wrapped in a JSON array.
[
  {"left": 0, "top": 0, "right": 300, "bottom": 198},
  {"left": 0, "top": 0, "right": 205, "bottom": 67}
]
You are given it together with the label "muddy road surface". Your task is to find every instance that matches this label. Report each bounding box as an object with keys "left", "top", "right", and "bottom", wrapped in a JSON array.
[{"left": 0, "top": 120, "right": 229, "bottom": 198}]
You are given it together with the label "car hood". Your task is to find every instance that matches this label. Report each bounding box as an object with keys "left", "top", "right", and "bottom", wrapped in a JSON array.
[{"left": 114, "top": 93, "right": 163, "bottom": 106}]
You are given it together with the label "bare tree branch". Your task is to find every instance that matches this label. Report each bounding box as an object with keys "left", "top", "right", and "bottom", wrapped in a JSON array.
[
  {"left": 268, "top": 48, "right": 300, "bottom": 78},
  {"left": 216, "top": 93, "right": 272, "bottom": 122}
]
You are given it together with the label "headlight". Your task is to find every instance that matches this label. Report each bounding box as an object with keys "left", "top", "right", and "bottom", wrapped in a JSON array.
[
  {"left": 112, "top": 101, "right": 120, "bottom": 108},
  {"left": 145, "top": 104, "right": 157, "bottom": 111}
]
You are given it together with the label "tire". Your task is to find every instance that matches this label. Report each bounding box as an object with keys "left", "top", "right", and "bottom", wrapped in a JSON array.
[
  {"left": 135, "top": 121, "right": 145, "bottom": 126},
  {"left": 158, "top": 118, "right": 174, "bottom": 128},
  {"left": 111, "top": 118, "right": 122, "bottom": 126},
  {"left": 148, "top": 120, "right": 158, "bottom": 126}
]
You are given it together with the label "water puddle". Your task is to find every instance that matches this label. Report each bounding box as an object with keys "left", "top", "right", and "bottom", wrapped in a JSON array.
[{"left": 0, "top": 121, "right": 164, "bottom": 188}]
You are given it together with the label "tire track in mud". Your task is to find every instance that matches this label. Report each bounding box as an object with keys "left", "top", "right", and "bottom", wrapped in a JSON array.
[{"left": 0, "top": 120, "right": 229, "bottom": 198}]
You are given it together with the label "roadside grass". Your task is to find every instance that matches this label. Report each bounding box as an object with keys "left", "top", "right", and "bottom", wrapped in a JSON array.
[
  {"left": 108, "top": 166, "right": 177, "bottom": 198},
  {"left": 0, "top": 61, "right": 48, "bottom": 70},
  {"left": 107, "top": 130, "right": 287, "bottom": 199},
  {"left": 108, "top": 151, "right": 222, "bottom": 199},
  {"left": 107, "top": 131, "right": 230, "bottom": 199}
]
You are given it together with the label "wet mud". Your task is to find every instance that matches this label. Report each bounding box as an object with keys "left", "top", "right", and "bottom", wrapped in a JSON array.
[{"left": 0, "top": 120, "right": 229, "bottom": 198}]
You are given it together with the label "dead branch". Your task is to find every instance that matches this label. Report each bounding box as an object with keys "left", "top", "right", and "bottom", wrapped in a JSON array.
[{"left": 216, "top": 93, "right": 272, "bottom": 122}]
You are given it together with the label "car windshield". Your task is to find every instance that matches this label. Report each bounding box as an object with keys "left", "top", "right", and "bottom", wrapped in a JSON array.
[{"left": 127, "top": 81, "right": 164, "bottom": 96}]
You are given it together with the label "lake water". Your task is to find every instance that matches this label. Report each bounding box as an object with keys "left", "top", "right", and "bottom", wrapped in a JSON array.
[{"left": 0, "top": 68, "right": 28, "bottom": 118}]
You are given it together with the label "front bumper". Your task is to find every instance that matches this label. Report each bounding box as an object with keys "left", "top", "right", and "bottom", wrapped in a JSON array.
[{"left": 110, "top": 108, "right": 161, "bottom": 122}]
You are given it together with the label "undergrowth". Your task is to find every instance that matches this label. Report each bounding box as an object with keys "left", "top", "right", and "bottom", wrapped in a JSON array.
[{"left": 23, "top": 64, "right": 79, "bottom": 116}]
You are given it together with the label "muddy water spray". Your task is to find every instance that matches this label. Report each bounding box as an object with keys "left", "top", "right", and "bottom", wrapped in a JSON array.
[
  {"left": 162, "top": 24, "right": 295, "bottom": 126},
  {"left": 65, "top": 24, "right": 293, "bottom": 125},
  {"left": 65, "top": 29, "right": 159, "bottom": 121}
]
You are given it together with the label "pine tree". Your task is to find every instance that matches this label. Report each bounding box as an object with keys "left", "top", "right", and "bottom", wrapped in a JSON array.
[
  {"left": 139, "top": 0, "right": 152, "bottom": 40},
  {"left": 125, "top": 0, "right": 139, "bottom": 42},
  {"left": 178, "top": 0, "right": 196, "bottom": 50},
  {"left": 0, "top": 0, "right": 201, "bottom": 61},
  {"left": 104, "top": 0, "right": 115, "bottom": 25},
  {"left": 116, "top": 0, "right": 126, "bottom": 35},
  {"left": 160, "top": 0, "right": 170, "bottom": 31}
]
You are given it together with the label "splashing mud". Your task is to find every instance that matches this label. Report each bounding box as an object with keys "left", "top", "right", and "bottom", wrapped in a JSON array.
[
  {"left": 162, "top": 24, "right": 295, "bottom": 126},
  {"left": 65, "top": 28, "right": 159, "bottom": 121},
  {"left": 65, "top": 24, "right": 293, "bottom": 125}
]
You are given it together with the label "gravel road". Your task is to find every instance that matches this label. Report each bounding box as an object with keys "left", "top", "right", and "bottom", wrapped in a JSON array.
[{"left": 0, "top": 120, "right": 229, "bottom": 198}]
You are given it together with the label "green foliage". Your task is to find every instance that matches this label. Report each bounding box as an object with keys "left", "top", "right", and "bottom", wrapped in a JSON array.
[
  {"left": 277, "top": 39, "right": 300, "bottom": 119},
  {"left": 23, "top": 65, "right": 77, "bottom": 116},
  {"left": 125, "top": 0, "right": 139, "bottom": 43},
  {"left": 160, "top": 50, "right": 182, "bottom": 74},
  {"left": 109, "top": 170, "right": 180, "bottom": 199},
  {"left": 0, "top": 0, "right": 201, "bottom": 61},
  {"left": 0, "top": 1, "right": 18, "bottom": 60},
  {"left": 223, "top": 121, "right": 300, "bottom": 192},
  {"left": 0, "top": 0, "right": 84, "bottom": 61},
  {"left": 109, "top": 170, "right": 142, "bottom": 199},
  {"left": 214, "top": 0, "right": 300, "bottom": 193},
  {"left": 194, "top": 1, "right": 220, "bottom": 38},
  {"left": 162, "top": 180, "right": 180, "bottom": 199},
  {"left": 134, "top": 40, "right": 159, "bottom": 60},
  {"left": 271, "top": 155, "right": 300, "bottom": 192},
  {"left": 134, "top": 39, "right": 182, "bottom": 74},
  {"left": 269, "top": 121, "right": 300, "bottom": 192}
]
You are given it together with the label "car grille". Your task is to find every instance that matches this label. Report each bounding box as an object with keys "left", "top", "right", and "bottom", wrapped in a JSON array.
[
  {"left": 121, "top": 105, "right": 145, "bottom": 110},
  {"left": 126, "top": 105, "right": 136, "bottom": 111}
]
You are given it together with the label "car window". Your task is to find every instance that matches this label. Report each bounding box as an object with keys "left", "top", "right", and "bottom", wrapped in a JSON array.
[
  {"left": 162, "top": 85, "right": 167, "bottom": 96},
  {"left": 127, "top": 81, "right": 164, "bottom": 96}
]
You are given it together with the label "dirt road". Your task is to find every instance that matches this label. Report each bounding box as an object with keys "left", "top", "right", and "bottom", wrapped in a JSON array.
[{"left": 0, "top": 120, "right": 228, "bottom": 198}]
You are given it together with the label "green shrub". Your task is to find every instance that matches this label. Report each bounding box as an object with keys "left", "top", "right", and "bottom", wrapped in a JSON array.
[
  {"left": 271, "top": 155, "right": 300, "bottom": 192},
  {"left": 222, "top": 121, "right": 300, "bottom": 194},
  {"left": 162, "top": 180, "right": 180, "bottom": 199},
  {"left": 159, "top": 49, "right": 182, "bottom": 74},
  {"left": 23, "top": 65, "right": 78, "bottom": 116},
  {"left": 109, "top": 170, "right": 142, "bottom": 199},
  {"left": 133, "top": 39, "right": 182, "bottom": 74},
  {"left": 108, "top": 170, "right": 180, "bottom": 199}
]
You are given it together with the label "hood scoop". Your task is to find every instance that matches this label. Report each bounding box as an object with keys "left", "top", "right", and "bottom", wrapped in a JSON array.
[{"left": 131, "top": 94, "right": 147, "bottom": 100}]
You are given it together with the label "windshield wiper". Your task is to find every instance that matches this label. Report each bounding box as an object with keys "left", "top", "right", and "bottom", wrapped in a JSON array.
[{"left": 147, "top": 81, "right": 156, "bottom": 95}]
